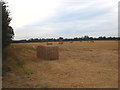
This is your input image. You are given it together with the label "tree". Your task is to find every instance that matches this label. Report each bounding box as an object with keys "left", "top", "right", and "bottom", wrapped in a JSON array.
[
  {"left": 59, "top": 37, "right": 63, "bottom": 40},
  {"left": 84, "top": 35, "right": 89, "bottom": 41},
  {"left": 2, "top": 1, "right": 14, "bottom": 49},
  {"left": 59, "top": 37, "right": 63, "bottom": 42},
  {"left": 1, "top": 1, "right": 15, "bottom": 74},
  {"left": 74, "top": 37, "right": 79, "bottom": 41}
]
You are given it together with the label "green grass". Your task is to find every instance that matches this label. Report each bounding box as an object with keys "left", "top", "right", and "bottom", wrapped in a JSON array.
[
  {"left": 14, "top": 58, "right": 33, "bottom": 75},
  {"left": 3, "top": 45, "right": 34, "bottom": 75},
  {"left": 21, "top": 68, "right": 33, "bottom": 75},
  {"left": 15, "top": 59, "right": 25, "bottom": 68}
]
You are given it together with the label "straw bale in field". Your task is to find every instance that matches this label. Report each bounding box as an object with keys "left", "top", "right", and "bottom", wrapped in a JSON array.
[
  {"left": 90, "top": 41, "right": 94, "bottom": 43},
  {"left": 58, "top": 42, "right": 63, "bottom": 44},
  {"left": 47, "top": 42, "right": 53, "bottom": 45},
  {"left": 70, "top": 41, "right": 73, "bottom": 43},
  {"left": 37, "top": 45, "right": 59, "bottom": 60}
]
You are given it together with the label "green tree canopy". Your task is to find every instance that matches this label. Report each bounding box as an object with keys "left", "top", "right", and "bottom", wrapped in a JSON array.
[{"left": 1, "top": 1, "right": 14, "bottom": 49}]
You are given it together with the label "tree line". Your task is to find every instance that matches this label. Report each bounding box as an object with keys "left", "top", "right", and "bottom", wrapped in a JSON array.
[{"left": 13, "top": 36, "right": 120, "bottom": 43}]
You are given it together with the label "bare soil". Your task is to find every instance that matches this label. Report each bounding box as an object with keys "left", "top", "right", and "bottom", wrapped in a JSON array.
[{"left": 2, "top": 41, "right": 118, "bottom": 88}]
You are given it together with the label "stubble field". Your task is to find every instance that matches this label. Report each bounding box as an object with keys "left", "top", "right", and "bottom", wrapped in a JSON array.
[{"left": 3, "top": 40, "right": 118, "bottom": 88}]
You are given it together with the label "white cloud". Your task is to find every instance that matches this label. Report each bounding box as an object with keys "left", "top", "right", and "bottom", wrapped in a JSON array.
[
  {"left": 8, "top": 0, "right": 63, "bottom": 28},
  {"left": 7, "top": 0, "right": 118, "bottom": 39}
]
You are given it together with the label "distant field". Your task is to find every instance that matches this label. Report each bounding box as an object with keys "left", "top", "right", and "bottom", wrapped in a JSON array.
[{"left": 3, "top": 40, "right": 118, "bottom": 88}]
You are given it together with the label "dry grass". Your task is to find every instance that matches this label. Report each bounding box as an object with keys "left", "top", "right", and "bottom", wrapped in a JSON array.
[{"left": 2, "top": 40, "right": 118, "bottom": 88}]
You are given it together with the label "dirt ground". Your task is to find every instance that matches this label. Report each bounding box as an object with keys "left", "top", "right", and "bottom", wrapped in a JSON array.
[{"left": 2, "top": 40, "right": 118, "bottom": 88}]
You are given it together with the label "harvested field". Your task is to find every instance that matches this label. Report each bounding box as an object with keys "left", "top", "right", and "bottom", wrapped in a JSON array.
[{"left": 3, "top": 40, "right": 118, "bottom": 88}]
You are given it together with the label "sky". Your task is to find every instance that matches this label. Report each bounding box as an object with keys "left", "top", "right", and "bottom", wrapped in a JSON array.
[{"left": 7, "top": 0, "right": 119, "bottom": 40}]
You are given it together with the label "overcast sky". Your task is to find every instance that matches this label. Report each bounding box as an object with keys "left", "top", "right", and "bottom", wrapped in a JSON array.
[{"left": 7, "top": 0, "right": 118, "bottom": 40}]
